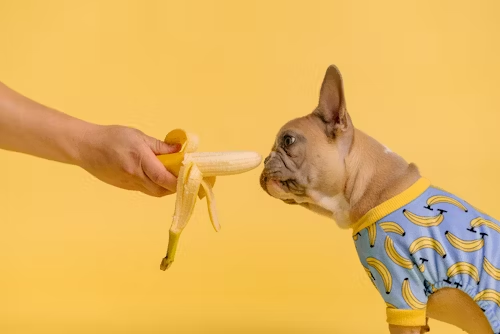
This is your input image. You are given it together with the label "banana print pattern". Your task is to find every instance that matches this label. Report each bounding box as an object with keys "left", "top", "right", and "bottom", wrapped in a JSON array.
[
  {"left": 367, "top": 224, "right": 377, "bottom": 247},
  {"left": 470, "top": 217, "right": 500, "bottom": 234},
  {"left": 445, "top": 231, "right": 485, "bottom": 252},
  {"left": 367, "top": 257, "right": 392, "bottom": 294},
  {"left": 483, "top": 257, "right": 500, "bottom": 281},
  {"left": 402, "top": 278, "right": 426, "bottom": 309},
  {"left": 363, "top": 265, "right": 377, "bottom": 287},
  {"left": 403, "top": 209, "right": 444, "bottom": 227},
  {"left": 446, "top": 262, "right": 480, "bottom": 284},
  {"left": 474, "top": 289, "right": 500, "bottom": 308},
  {"left": 409, "top": 236, "right": 447, "bottom": 258},
  {"left": 423, "top": 279, "right": 437, "bottom": 294},
  {"left": 385, "top": 236, "right": 414, "bottom": 269},
  {"left": 351, "top": 180, "right": 500, "bottom": 332},
  {"left": 380, "top": 222, "right": 406, "bottom": 236},
  {"left": 386, "top": 302, "right": 397, "bottom": 309},
  {"left": 426, "top": 195, "right": 468, "bottom": 212}
]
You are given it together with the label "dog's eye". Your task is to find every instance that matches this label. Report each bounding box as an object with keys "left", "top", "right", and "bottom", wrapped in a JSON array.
[{"left": 284, "top": 135, "right": 296, "bottom": 147}]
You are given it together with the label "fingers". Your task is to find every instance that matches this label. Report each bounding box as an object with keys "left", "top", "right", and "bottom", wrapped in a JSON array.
[
  {"left": 140, "top": 182, "right": 175, "bottom": 197},
  {"left": 138, "top": 166, "right": 175, "bottom": 197},
  {"left": 141, "top": 150, "right": 178, "bottom": 193},
  {"left": 144, "top": 135, "right": 181, "bottom": 155}
]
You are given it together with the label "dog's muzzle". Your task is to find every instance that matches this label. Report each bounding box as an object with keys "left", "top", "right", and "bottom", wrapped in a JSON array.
[{"left": 260, "top": 152, "right": 285, "bottom": 193}]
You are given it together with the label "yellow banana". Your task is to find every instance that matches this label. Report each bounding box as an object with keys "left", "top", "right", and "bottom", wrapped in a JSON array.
[
  {"left": 426, "top": 195, "right": 468, "bottom": 212},
  {"left": 474, "top": 289, "right": 500, "bottom": 307},
  {"left": 367, "top": 224, "right": 377, "bottom": 247},
  {"left": 363, "top": 265, "right": 377, "bottom": 287},
  {"left": 200, "top": 178, "right": 220, "bottom": 232},
  {"left": 367, "top": 257, "right": 392, "bottom": 294},
  {"left": 409, "top": 237, "right": 447, "bottom": 258},
  {"left": 386, "top": 302, "right": 397, "bottom": 309},
  {"left": 424, "top": 280, "right": 437, "bottom": 294},
  {"left": 483, "top": 257, "right": 500, "bottom": 280},
  {"left": 403, "top": 209, "right": 444, "bottom": 227},
  {"left": 402, "top": 278, "right": 426, "bottom": 309},
  {"left": 445, "top": 231, "right": 484, "bottom": 253},
  {"left": 446, "top": 262, "right": 480, "bottom": 284},
  {"left": 470, "top": 217, "right": 500, "bottom": 234},
  {"left": 161, "top": 162, "right": 202, "bottom": 270},
  {"left": 364, "top": 265, "right": 374, "bottom": 279},
  {"left": 158, "top": 129, "right": 262, "bottom": 270},
  {"left": 380, "top": 222, "right": 406, "bottom": 236},
  {"left": 418, "top": 263, "right": 425, "bottom": 273},
  {"left": 384, "top": 236, "right": 414, "bottom": 269}
]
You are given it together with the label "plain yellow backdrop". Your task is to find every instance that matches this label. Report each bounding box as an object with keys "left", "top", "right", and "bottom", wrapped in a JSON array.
[{"left": 1, "top": 1, "right": 500, "bottom": 333}]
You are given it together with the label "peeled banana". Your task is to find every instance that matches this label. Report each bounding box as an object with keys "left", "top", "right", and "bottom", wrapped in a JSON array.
[{"left": 157, "top": 129, "right": 262, "bottom": 270}]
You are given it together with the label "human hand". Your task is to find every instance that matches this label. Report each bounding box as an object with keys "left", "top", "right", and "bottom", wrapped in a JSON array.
[{"left": 77, "top": 124, "right": 181, "bottom": 197}]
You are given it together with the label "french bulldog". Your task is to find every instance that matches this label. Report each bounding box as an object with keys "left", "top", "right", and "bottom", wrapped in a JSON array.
[{"left": 260, "top": 65, "right": 499, "bottom": 334}]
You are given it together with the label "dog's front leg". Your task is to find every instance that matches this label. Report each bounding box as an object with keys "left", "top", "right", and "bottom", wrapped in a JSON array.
[{"left": 389, "top": 318, "right": 430, "bottom": 334}]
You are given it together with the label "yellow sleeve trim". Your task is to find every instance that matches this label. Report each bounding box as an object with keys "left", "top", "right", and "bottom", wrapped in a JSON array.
[
  {"left": 351, "top": 177, "right": 431, "bottom": 236},
  {"left": 386, "top": 308, "right": 427, "bottom": 327}
]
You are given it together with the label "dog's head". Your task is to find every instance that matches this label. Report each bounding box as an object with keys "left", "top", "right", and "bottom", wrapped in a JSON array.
[{"left": 259, "top": 65, "right": 355, "bottom": 221}]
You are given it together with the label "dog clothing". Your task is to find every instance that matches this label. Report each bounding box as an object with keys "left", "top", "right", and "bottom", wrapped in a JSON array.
[{"left": 352, "top": 178, "right": 500, "bottom": 332}]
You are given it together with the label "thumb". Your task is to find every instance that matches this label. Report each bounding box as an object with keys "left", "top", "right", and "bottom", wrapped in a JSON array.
[
  {"left": 144, "top": 135, "right": 182, "bottom": 155},
  {"left": 142, "top": 151, "right": 178, "bottom": 193}
]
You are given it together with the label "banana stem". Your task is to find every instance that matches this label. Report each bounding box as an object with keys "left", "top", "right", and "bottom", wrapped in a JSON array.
[{"left": 160, "top": 230, "right": 180, "bottom": 271}]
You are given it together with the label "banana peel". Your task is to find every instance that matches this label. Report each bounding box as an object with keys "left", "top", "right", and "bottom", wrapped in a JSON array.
[
  {"left": 157, "top": 129, "right": 215, "bottom": 199},
  {"left": 156, "top": 129, "right": 262, "bottom": 271}
]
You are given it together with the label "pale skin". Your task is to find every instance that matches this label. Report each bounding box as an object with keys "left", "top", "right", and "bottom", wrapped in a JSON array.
[
  {"left": 260, "top": 65, "right": 493, "bottom": 334},
  {"left": 0, "top": 81, "right": 180, "bottom": 197}
]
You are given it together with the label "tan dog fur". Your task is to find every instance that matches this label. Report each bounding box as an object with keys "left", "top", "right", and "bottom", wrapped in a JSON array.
[{"left": 259, "top": 65, "right": 493, "bottom": 333}]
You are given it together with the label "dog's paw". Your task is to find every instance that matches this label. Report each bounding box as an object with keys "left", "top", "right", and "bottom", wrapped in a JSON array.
[{"left": 420, "top": 318, "right": 430, "bottom": 333}]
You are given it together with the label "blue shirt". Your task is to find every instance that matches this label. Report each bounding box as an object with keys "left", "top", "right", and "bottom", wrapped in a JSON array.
[{"left": 352, "top": 178, "right": 500, "bottom": 332}]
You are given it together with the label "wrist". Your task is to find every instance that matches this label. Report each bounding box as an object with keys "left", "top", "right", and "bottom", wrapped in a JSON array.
[{"left": 67, "top": 119, "right": 101, "bottom": 167}]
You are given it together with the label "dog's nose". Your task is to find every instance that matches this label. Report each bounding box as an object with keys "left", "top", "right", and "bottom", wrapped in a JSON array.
[{"left": 264, "top": 152, "right": 276, "bottom": 165}]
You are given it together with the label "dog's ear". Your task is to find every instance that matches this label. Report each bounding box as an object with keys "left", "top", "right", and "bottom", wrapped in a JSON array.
[{"left": 314, "top": 65, "right": 349, "bottom": 136}]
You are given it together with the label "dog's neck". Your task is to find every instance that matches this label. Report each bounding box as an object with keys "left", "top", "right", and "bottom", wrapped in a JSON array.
[{"left": 313, "top": 128, "right": 421, "bottom": 229}]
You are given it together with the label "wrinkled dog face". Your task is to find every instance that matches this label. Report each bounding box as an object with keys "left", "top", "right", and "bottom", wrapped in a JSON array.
[{"left": 259, "top": 65, "right": 354, "bottom": 217}]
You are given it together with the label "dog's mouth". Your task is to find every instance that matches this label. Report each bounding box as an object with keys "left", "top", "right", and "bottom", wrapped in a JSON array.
[
  {"left": 260, "top": 174, "right": 302, "bottom": 205},
  {"left": 283, "top": 198, "right": 298, "bottom": 205}
]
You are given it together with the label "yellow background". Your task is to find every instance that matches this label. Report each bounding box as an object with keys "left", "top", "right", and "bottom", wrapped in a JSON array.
[{"left": 1, "top": 1, "right": 500, "bottom": 333}]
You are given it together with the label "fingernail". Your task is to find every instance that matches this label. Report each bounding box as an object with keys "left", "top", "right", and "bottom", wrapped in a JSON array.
[{"left": 169, "top": 143, "right": 181, "bottom": 151}]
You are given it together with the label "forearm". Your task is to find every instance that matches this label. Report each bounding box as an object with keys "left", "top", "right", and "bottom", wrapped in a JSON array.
[{"left": 0, "top": 81, "right": 94, "bottom": 165}]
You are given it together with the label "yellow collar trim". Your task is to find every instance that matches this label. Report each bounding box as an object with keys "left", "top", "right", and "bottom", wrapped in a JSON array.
[{"left": 351, "top": 177, "right": 431, "bottom": 236}]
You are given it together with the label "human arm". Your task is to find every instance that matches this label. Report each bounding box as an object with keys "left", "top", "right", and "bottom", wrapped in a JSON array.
[{"left": 0, "top": 81, "right": 180, "bottom": 197}]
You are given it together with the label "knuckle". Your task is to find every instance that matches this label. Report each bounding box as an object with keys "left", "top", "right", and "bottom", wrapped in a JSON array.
[
  {"left": 151, "top": 188, "right": 168, "bottom": 197},
  {"left": 154, "top": 139, "right": 162, "bottom": 153},
  {"left": 150, "top": 170, "right": 167, "bottom": 184},
  {"left": 129, "top": 150, "right": 142, "bottom": 163},
  {"left": 121, "top": 164, "right": 136, "bottom": 176}
]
